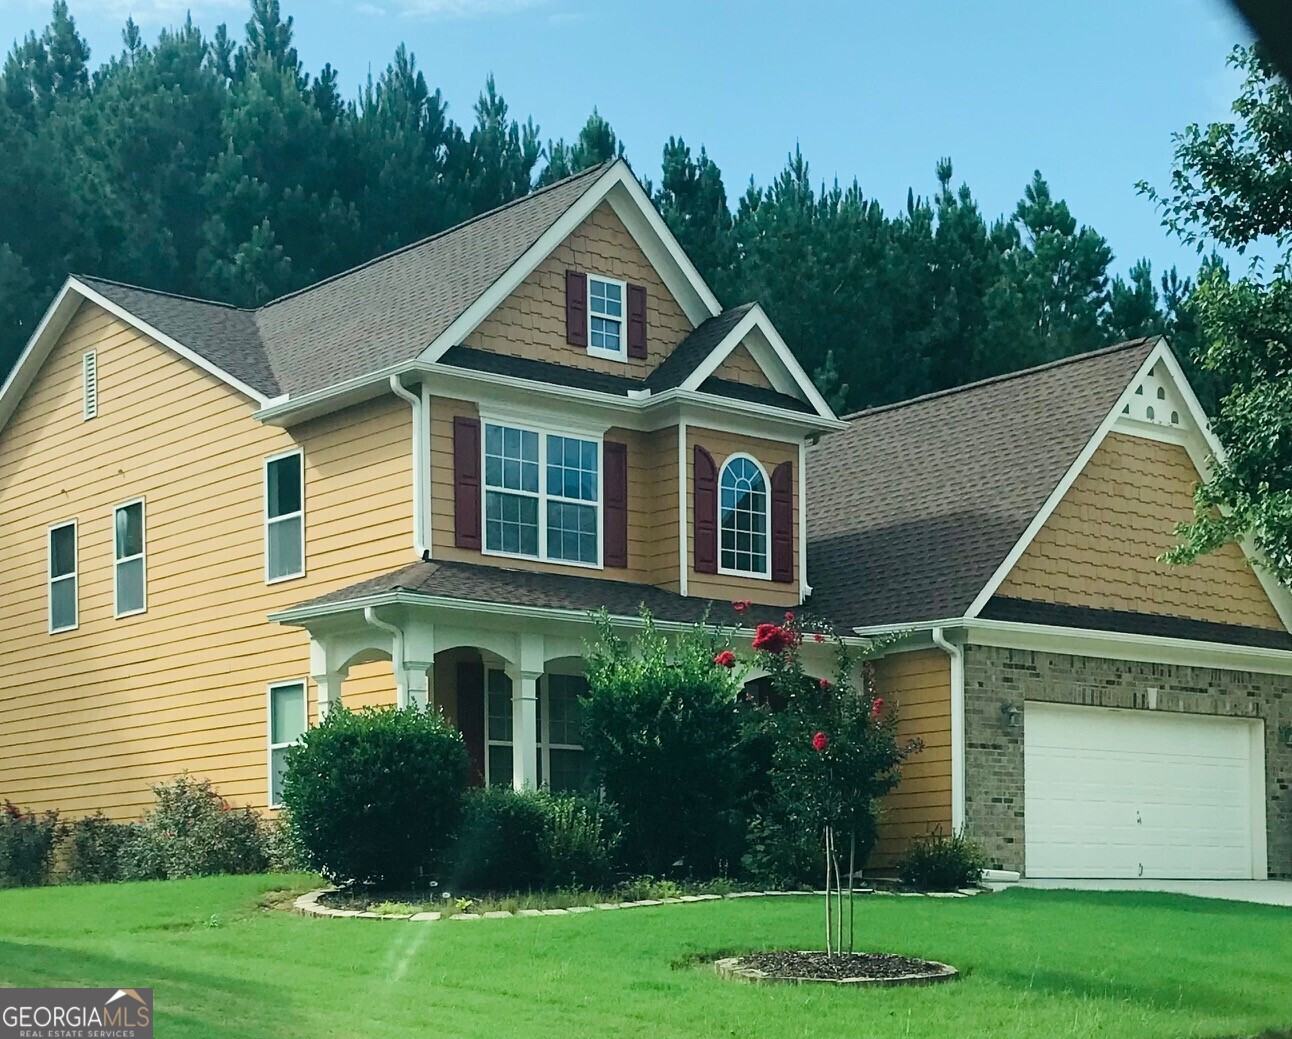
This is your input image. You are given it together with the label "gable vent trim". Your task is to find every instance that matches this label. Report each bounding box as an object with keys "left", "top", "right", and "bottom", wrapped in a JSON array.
[{"left": 82, "top": 350, "right": 98, "bottom": 421}]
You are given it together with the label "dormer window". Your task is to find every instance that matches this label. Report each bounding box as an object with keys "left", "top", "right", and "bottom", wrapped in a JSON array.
[{"left": 587, "top": 275, "right": 625, "bottom": 358}]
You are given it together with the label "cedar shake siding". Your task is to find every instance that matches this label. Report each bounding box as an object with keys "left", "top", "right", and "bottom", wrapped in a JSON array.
[
  {"left": 998, "top": 432, "right": 1284, "bottom": 629},
  {"left": 0, "top": 301, "right": 411, "bottom": 818},
  {"left": 712, "top": 342, "right": 774, "bottom": 389},
  {"left": 467, "top": 202, "right": 693, "bottom": 378},
  {"left": 870, "top": 649, "right": 954, "bottom": 865}
]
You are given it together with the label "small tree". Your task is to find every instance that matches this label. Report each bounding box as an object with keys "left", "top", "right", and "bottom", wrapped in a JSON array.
[
  {"left": 282, "top": 704, "right": 469, "bottom": 888},
  {"left": 580, "top": 609, "right": 746, "bottom": 877},
  {"left": 746, "top": 612, "right": 917, "bottom": 955}
]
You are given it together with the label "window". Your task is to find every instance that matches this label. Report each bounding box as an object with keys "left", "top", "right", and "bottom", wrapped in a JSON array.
[
  {"left": 265, "top": 450, "right": 304, "bottom": 582},
  {"left": 48, "top": 521, "right": 77, "bottom": 633},
  {"left": 82, "top": 351, "right": 98, "bottom": 420},
  {"left": 113, "top": 500, "right": 146, "bottom": 617},
  {"left": 484, "top": 668, "right": 515, "bottom": 787},
  {"left": 587, "top": 275, "right": 625, "bottom": 358},
  {"left": 719, "top": 455, "right": 769, "bottom": 578},
  {"left": 539, "top": 674, "right": 590, "bottom": 793},
  {"left": 483, "top": 423, "right": 600, "bottom": 566},
  {"left": 268, "top": 681, "right": 307, "bottom": 807}
]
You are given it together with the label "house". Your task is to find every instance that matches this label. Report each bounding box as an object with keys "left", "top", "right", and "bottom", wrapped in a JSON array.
[{"left": 0, "top": 159, "right": 1288, "bottom": 880}]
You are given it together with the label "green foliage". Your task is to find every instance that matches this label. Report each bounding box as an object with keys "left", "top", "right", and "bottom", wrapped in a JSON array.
[
  {"left": 281, "top": 704, "right": 468, "bottom": 887},
  {"left": 264, "top": 810, "right": 307, "bottom": 874},
  {"left": 541, "top": 794, "right": 620, "bottom": 890},
  {"left": 1141, "top": 45, "right": 1292, "bottom": 582},
  {"left": 898, "top": 829, "right": 987, "bottom": 891},
  {"left": 740, "top": 814, "right": 819, "bottom": 891},
  {"left": 63, "top": 812, "right": 133, "bottom": 884},
  {"left": 0, "top": 802, "right": 60, "bottom": 887},
  {"left": 118, "top": 774, "right": 269, "bottom": 881},
  {"left": 581, "top": 609, "right": 746, "bottom": 877}
]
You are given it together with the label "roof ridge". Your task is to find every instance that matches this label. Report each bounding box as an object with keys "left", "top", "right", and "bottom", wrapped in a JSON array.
[
  {"left": 840, "top": 336, "right": 1162, "bottom": 422},
  {"left": 74, "top": 274, "right": 248, "bottom": 312},
  {"left": 257, "top": 160, "right": 615, "bottom": 312}
]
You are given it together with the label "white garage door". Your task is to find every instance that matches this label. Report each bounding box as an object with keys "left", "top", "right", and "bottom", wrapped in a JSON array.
[{"left": 1024, "top": 703, "right": 1265, "bottom": 880}]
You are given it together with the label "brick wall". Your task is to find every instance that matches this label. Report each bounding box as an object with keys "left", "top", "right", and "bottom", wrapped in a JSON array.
[{"left": 962, "top": 643, "right": 1292, "bottom": 876}]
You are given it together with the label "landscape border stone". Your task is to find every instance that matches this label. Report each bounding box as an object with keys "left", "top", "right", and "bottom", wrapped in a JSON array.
[{"left": 713, "top": 954, "right": 959, "bottom": 987}]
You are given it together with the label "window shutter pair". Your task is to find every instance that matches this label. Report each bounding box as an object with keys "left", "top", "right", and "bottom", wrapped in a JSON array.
[
  {"left": 565, "top": 270, "right": 648, "bottom": 358},
  {"left": 692, "top": 447, "right": 795, "bottom": 584},
  {"left": 453, "top": 415, "right": 629, "bottom": 568}
]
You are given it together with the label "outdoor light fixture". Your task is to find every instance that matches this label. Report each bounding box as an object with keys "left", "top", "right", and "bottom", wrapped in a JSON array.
[{"left": 1000, "top": 702, "right": 1022, "bottom": 728}]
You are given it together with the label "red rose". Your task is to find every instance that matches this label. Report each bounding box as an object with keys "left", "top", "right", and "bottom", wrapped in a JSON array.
[
  {"left": 732, "top": 600, "right": 747, "bottom": 614},
  {"left": 818, "top": 678, "right": 831, "bottom": 690},
  {"left": 752, "top": 623, "right": 792, "bottom": 655},
  {"left": 784, "top": 611, "right": 796, "bottom": 623},
  {"left": 713, "top": 650, "right": 737, "bottom": 668},
  {"left": 813, "top": 632, "right": 825, "bottom": 643},
  {"left": 870, "top": 697, "right": 885, "bottom": 720},
  {"left": 812, "top": 731, "right": 829, "bottom": 752}
]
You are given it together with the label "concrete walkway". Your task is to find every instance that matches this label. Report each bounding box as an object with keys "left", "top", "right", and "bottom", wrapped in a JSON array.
[{"left": 1017, "top": 878, "right": 1292, "bottom": 906}]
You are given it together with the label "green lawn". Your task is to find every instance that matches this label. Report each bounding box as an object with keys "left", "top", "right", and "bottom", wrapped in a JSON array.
[{"left": 0, "top": 875, "right": 1288, "bottom": 1039}]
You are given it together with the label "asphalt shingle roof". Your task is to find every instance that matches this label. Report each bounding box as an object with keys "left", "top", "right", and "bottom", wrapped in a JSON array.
[
  {"left": 643, "top": 303, "right": 755, "bottom": 392},
  {"left": 804, "top": 338, "right": 1160, "bottom": 630}
]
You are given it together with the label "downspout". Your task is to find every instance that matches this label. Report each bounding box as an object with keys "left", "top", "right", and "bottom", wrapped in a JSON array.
[
  {"left": 365, "top": 606, "right": 408, "bottom": 708},
  {"left": 388, "top": 375, "right": 427, "bottom": 557},
  {"left": 931, "top": 627, "right": 966, "bottom": 835}
]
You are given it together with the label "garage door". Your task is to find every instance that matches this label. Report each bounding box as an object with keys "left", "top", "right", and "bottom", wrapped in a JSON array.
[{"left": 1024, "top": 703, "right": 1265, "bottom": 879}]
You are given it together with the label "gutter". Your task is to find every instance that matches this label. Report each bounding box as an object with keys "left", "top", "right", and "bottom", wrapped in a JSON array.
[
  {"left": 364, "top": 606, "right": 408, "bottom": 708},
  {"left": 931, "top": 627, "right": 967, "bottom": 835},
  {"left": 388, "top": 375, "right": 428, "bottom": 557}
]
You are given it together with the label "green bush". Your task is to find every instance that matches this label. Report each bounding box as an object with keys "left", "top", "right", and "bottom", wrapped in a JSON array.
[
  {"left": 265, "top": 810, "right": 308, "bottom": 873},
  {"left": 741, "top": 814, "right": 819, "bottom": 890},
  {"left": 450, "top": 786, "right": 550, "bottom": 892},
  {"left": 119, "top": 775, "right": 270, "bottom": 881},
  {"left": 282, "top": 704, "right": 469, "bottom": 887},
  {"left": 64, "top": 812, "right": 134, "bottom": 884},
  {"left": 581, "top": 610, "right": 746, "bottom": 877},
  {"left": 541, "top": 794, "right": 619, "bottom": 890},
  {"left": 0, "top": 802, "right": 60, "bottom": 887},
  {"left": 898, "top": 829, "right": 987, "bottom": 891}
]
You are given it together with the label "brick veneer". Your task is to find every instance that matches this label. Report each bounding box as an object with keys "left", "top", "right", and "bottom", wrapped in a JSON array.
[{"left": 962, "top": 644, "right": 1292, "bottom": 877}]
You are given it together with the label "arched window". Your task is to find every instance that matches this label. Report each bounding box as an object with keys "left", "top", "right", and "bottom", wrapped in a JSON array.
[{"left": 719, "top": 454, "right": 769, "bottom": 577}]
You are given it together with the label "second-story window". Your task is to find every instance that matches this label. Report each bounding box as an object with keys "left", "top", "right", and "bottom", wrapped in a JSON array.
[
  {"left": 483, "top": 423, "right": 600, "bottom": 566},
  {"left": 719, "top": 454, "right": 770, "bottom": 578},
  {"left": 48, "top": 521, "right": 78, "bottom": 634},
  {"left": 587, "top": 275, "right": 625, "bottom": 359},
  {"left": 265, "top": 450, "right": 305, "bottom": 582},
  {"left": 113, "top": 499, "right": 147, "bottom": 617}
]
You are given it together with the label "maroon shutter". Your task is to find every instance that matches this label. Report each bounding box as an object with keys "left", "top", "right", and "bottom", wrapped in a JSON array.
[
  {"left": 770, "top": 461, "right": 795, "bottom": 584},
  {"left": 627, "top": 283, "right": 648, "bottom": 358},
  {"left": 456, "top": 660, "right": 485, "bottom": 786},
  {"left": 565, "top": 270, "right": 588, "bottom": 346},
  {"left": 604, "top": 440, "right": 629, "bottom": 568},
  {"left": 693, "top": 445, "right": 718, "bottom": 574},
  {"left": 453, "top": 416, "right": 482, "bottom": 549}
]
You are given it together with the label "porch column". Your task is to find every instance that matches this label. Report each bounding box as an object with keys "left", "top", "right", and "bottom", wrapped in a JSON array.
[
  {"left": 314, "top": 672, "right": 345, "bottom": 720},
  {"left": 510, "top": 634, "right": 544, "bottom": 789},
  {"left": 403, "top": 661, "right": 432, "bottom": 709}
]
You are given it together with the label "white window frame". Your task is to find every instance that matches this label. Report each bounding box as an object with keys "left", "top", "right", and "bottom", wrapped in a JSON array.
[
  {"left": 264, "top": 448, "right": 305, "bottom": 584},
  {"left": 537, "top": 672, "right": 586, "bottom": 791},
  {"left": 82, "top": 350, "right": 98, "bottom": 420},
  {"left": 586, "top": 273, "right": 627, "bottom": 361},
  {"left": 112, "top": 497, "right": 147, "bottom": 619},
  {"left": 717, "top": 451, "right": 772, "bottom": 581},
  {"left": 267, "top": 679, "right": 308, "bottom": 809},
  {"left": 47, "top": 519, "right": 78, "bottom": 635},
  {"left": 480, "top": 419, "right": 604, "bottom": 570}
]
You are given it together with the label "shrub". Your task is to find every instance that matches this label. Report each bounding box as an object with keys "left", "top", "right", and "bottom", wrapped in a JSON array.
[
  {"left": 64, "top": 813, "right": 134, "bottom": 884},
  {"left": 265, "top": 810, "right": 308, "bottom": 874},
  {"left": 450, "top": 786, "right": 550, "bottom": 892},
  {"left": 282, "top": 704, "right": 469, "bottom": 887},
  {"left": 120, "top": 775, "right": 270, "bottom": 881},
  {"left": 0, "top": 802, "right": 60, "bottom": 887},
  {"left": 581, "top": 609, "right": 746, "bottom": 877},
  {"left": 541, "top": 794, "right": 620, "bottom": 890},
  {"left": 741, "top": 814, "right": 819, "bottom": 891},
  {"left": 898, "top": 829, "right": 987, "bottom": 891}
]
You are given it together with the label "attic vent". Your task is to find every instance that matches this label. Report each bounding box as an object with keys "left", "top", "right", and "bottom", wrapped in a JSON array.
[{"left": 82, "top": 351, "right": 98, "bottom": 420}]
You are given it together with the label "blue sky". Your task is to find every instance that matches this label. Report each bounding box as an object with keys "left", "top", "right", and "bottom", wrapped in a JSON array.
[{"left": 0, "top": 0, "right": 1255, "bottom": 279}]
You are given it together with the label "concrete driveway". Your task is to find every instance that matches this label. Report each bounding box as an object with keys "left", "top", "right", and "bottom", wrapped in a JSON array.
[{"left": 1017, "top": 878, "right": 1292, "bottom": 906}]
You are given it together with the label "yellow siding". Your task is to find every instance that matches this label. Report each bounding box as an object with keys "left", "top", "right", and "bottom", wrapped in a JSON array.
[
  {"left": 712, "top": 342, "right": 773, "bottom": 389},
  {"left": 999, "top": 432, "right": 1284, "bottom": 629},
  {"left": 467, "top": 201, "right": 693, "bottom": 378},
  {"left": 0, "top": 302, "right": 409, "bottom": 819},
  {"left": 686, "top": 426, "right": 801, "bottom": 606},
  {"left": 870, "top": 649, "right": 953, "bottom": 866}
]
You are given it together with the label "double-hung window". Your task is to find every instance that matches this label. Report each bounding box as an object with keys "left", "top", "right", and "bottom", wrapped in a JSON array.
[
  {"left": 265, "top": 450, "right": 304, "bottom": 582},
  {"left": 48, "top": 521, "right": 78, "bottom": 633},
  {"left": 483, "top": 422, "right": 600, "bottom": 566},
  {"left": 268, "top": 681, "right": 307, "bottom": 807},
  {"left": 481, "top": 668, "right": 590, "bottom": 792},
  {"left": 587, "top": 275, "right": 625, "bottom": 358},
  {"left": 113, "top": 499, "right": 146, "bottom": 617}
]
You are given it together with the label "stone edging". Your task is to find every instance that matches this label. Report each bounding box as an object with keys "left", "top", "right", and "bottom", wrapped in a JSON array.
[
  {"left": 292, "top": 886, "right": 984, "bottom": 921},
  {"left": 714, "top": 954, "right": 959, "bottom": 987}
]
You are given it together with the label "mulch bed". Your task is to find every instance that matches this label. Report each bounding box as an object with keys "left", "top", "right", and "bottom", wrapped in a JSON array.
[{"left": 719, "top": 951, "right": 957, "bottom": 986}]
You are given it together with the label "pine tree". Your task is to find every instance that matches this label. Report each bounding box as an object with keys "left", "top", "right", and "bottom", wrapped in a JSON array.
[
  {"left": 652, "top": 138, "right": 738, "bottom": 304},
  {"left": 539, "top": 108, "right": 623, "bottom": 185}
]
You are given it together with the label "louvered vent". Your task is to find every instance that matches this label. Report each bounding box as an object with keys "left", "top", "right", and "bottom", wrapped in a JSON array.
[{"left": 82, "top": 351, "right": 98, "bottom": 420}]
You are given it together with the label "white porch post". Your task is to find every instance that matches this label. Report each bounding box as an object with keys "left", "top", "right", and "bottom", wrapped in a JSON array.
[
  {"left": 314, "top": 672, "right": 345, "bottom": 720},
  {"left": 404, "top": 661, "right": 432, "bottom": 709},
  {"left": 510, "top": 633, "right": 544, "bottom": 789}
]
